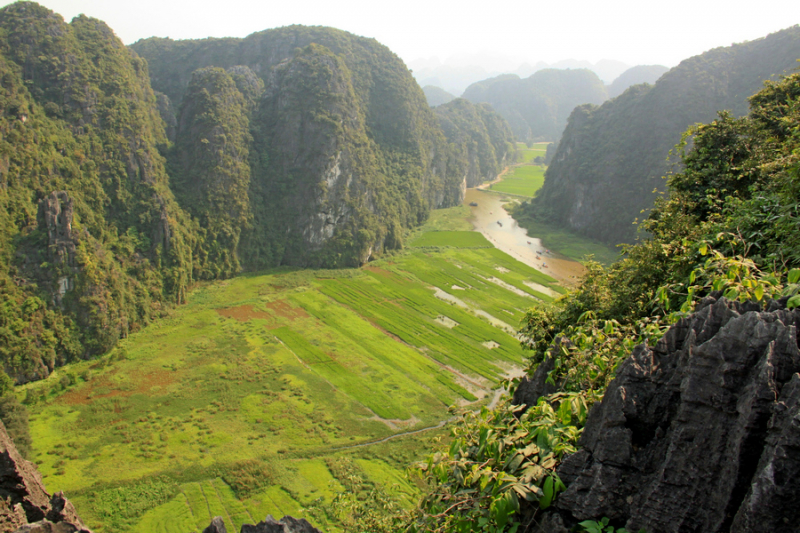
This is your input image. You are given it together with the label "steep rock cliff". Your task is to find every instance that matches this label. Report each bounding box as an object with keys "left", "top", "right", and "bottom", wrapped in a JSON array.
[
  {"left": 132, "top": 26, "right": 462, "bottom": 267},
  {"left": 171, "top": 67, "right": 253, "bottom": 277},
  {"left": 529, "top": 296, "right": 800, "bottom": 532},
  {"left": 245, "top": 44, "right": 389, "bottom": 267}
]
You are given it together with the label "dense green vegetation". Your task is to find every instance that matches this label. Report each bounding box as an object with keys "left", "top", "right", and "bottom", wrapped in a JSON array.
[
  {"left": 462, "top": 69, "right": 607, "bottom": 142},
  {"left": 523, "top": 25, "right": 800, "bottom": 245},
  {"left": 0, "top": 2, "right": 201, "bottom": 382},
  {"left": 170, "top": 67, "right": 255, "bottom": 278},
  {"left": 433, "top": 99, "right": 517, "bottom": 188},
  {"left": 407, "top": 68, "right": 800, "bottom": 533}
]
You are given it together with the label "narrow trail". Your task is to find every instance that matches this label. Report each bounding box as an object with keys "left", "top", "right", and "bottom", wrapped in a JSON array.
[
  {"left": 332, "top": 381, "right": 519, "bottom": 452},
  {"left": 331, "top": 418, "right": 453, "bottom": 451}
]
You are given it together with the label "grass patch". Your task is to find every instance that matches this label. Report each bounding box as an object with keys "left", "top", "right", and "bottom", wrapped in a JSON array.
[
  {"left": 408, "top": 231, "right": 491, "bottom": 248},
  {"left": 488, "top": 165, "right": 546, "bottom": 197},
  {"left": 514, "top": 142, "right": 548, "bottom": 164},
  {"left": 512, "top": 213, "right": 619, "bottom": 265}
]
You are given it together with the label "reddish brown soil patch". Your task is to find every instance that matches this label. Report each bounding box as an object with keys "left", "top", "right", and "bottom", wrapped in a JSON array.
[
  {"left": 265, "top": 299, "right": 309, "bottom": 320},
  {"left": 60, "top": 369, "right": 177, "bottom": 406},
  {"left": 216, "top": 304, "right": 271, "bottom": 322},
  {"left": 216, "top": 300, "right": 309, "bottom": 323},
  {"left": 364, "top": 266, "right": 393, "bottom": 278}
]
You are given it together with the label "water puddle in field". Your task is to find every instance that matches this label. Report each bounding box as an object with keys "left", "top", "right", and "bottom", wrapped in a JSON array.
[
  {"left": 485, "top": 276, "right": 538, "bottom": 299},
  {"left": 367, "top": 414, "right": 421, "bottom": 431},
  {"left": 433, "top": 287, "right": 470, "bottom": 309},
  {"left": 474, "top": 310, "right": 517, "bottom": 335},
  {"left": 435, "top": 315, "right": 459, "bottom": 328},
  {"left": 465, "top": 188, "right": 584, "bottom": 284},
  {"left": 524, "top": 280, "right": 560, "bottom": 298},
  {"left": 433, "top": 287, "right": 517, "bottom": 335}
]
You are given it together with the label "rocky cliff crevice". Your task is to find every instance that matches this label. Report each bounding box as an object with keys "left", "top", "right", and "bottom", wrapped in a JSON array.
[
  {"left": 528, "top": 296, "right": 800, "bottom": 532},
  {"left": 0, "top": 420, "right": 90, "bottom": 533}
]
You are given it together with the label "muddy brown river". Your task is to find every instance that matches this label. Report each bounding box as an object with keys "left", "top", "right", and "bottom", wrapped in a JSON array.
[{"left": 464, "top": 188, "right": 584, "bottom": 285}]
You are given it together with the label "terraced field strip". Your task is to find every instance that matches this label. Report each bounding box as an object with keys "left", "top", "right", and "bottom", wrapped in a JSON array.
[{"left": 409, "top": 230, "right": 492, "bottom": 248}]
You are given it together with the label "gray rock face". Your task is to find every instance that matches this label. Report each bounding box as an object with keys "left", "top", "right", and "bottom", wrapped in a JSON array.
[
  {"left": 202, "top": 517, "right": 227, "bottom": 533},
  {"left": 540, "top": 296, "right": 800, "bottom": 533},
  {"left": 0, "top": 421, "right": 90, "bottom": 533},
  {"left": 208, "top": 515, "right": 322, "bottom": 533},
  {"left": 38, "top": 192, "right": 77, "bottom": 269}
]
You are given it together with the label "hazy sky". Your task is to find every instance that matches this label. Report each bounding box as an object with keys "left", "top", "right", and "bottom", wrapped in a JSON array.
[{"left": 2, "top": 0, "right": 798, "bottom": 67}]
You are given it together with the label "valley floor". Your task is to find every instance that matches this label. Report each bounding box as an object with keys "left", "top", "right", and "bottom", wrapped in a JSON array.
[{"left": 23, "top": 201, "right": 565, "bottom": 532}]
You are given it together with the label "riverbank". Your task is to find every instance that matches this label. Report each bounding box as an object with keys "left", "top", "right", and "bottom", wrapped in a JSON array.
[{"left": 464, "top": 187, "right": 585, "bottom": 285}]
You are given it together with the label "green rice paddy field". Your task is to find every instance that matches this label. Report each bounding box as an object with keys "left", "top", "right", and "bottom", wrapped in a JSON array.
[
  {"left": 488, "top": 142, "right": 549, "bottom": 197},
  {"left": 22, "top": 205, "right": 564, "bottom": 533}
]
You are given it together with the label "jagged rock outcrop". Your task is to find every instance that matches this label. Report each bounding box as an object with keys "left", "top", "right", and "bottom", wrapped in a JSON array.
[
  {"left": 203, "top": 515, "right": 322, "bottom": 533},
  {"left": 531, "top": 296, "right": 800, "bottom": 533},
  {"left": 0, "top": 420, "right": 90, "bottom": 533}
]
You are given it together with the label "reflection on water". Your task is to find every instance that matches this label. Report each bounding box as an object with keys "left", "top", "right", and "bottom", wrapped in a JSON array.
[{"left": 465, "top": 188, "right": 583, "bottom": 284}]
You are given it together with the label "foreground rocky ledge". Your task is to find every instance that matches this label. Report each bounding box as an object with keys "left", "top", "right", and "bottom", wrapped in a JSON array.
[
  {"left": 203, "top": 515, "right": 322, "bottom": 533},
  {"left": 521, "top": 296, "right": 800, "bottom": 532},
  {"left": 0, "top": 421, "right": 90, "bottom": 533}
]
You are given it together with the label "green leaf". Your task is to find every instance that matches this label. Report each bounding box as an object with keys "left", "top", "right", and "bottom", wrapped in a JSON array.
[
  {"left": 789, "top": 269, "right": 800, "bottom": 285},
  {"left": 788, "top": 295, "right": 800, "bottom": 309},
  {"left": 699, "top": 243, "right": 708, "bottom": 256},
  {"left": 558, "top": 400, "right": 572, "bottom": 425},
  {"left": 754, "top": 284, "right": 764, "bottom": 301},
  {"left": 539, "top": 476, "right": 554, "bottom": 509}
]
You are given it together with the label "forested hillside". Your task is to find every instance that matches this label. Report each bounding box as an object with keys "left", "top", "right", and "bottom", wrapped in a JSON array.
[
  {"left": 0, "top": 4, "right": 516, "bottom": 381},
  {"left": 521, "top": 25, "right": 800, "bottom": 245},
  {"left": 132, "top": 27, "right": 472, "bottom": 268},
  {"left": 461, "top": 69, "right": 608, "bottom": 142},
  {"left": 607, "top": 64, "right": 668, "bottom": 97},
  {"left": 0, "top": 2, "right": 200, "bottom": 381},
  {"left": 433, "top": 98, "right": 516, "bottom": 188}
]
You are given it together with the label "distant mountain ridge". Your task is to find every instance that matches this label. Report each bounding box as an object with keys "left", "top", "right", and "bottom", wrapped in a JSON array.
[
  {"left": 462, "top": 69, "right": 608, "bottom": 142},
  {"left": 522, "top": 25, "right": 800, "bottom": 245},
  {"left": 607, "top": 64, "right": 669, "bottom": 97},
  {"left": 410, "top": 57, "right": 630, "bottom": 95},
  {"left": 423, "top": 85, "right": 457, "bottom": 106}
]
